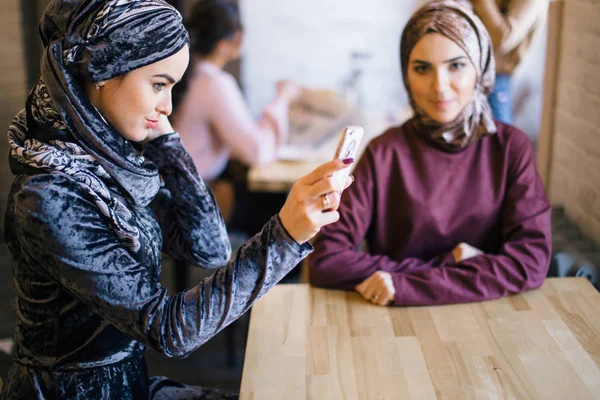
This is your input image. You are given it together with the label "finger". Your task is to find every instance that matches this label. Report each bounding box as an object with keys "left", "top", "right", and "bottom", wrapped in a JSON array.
[
  {"left": 356, "top": 287, "right": 369, "bottom": 302},
  {"left": 368, "top": 274, "right": 389, "bottom": 304},
  {"left": 342, "top": 175, "right": 355, "bottom": 192},
  {"left": 312, "top": 209, "right": 340, "bottom": 228},
  {"left": 356, "top": 286, "right": 368, "bottom": 301},
  {"left": 306, "top": 176, "right": 339, "bottom": 199},
  {"left": 355, "top": 276, "right": 369, "bottom": 295},
  {"left": 376, "top": 288, "right": 393, "bottom": 306},
  {"left": 327, "top": 192, "right": 342, "bottom": 212},
  {"left": 298, "top": 159, "right": 354, "bottom": 186},
  {"left": 362, "top": 277, "right": 379, "bottom": 303},
  {"left": 373, "top": 285, "right": 388, "bottom": 306},
  {"left": 317, "top": 192, "right": 341, "bottom": 213}
]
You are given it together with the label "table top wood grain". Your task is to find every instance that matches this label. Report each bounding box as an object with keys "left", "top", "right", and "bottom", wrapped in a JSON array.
[{"left": 239, "top": 278, "right": 600, "bottom": 399}]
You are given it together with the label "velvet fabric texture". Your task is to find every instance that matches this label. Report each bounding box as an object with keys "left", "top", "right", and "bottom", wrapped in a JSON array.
[
  {"left": 3, "top": 133, "right": 312, "bottom": 399},
  {"left": 8, "top": 82, "right": 145, "bottom": 252},
  {"left": 400, "top": 0, "right": 497, "bottom": 151},
  {"left": 3, "top": 0, "right": 313, "bottom": 398},
  {"left": 309, "top": 120, "right": 552, "bottom": 305}
]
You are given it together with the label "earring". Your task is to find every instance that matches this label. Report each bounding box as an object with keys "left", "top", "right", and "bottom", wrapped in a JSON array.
[{"left": 95, "top": 83, "right": 100, "bottom": 90}]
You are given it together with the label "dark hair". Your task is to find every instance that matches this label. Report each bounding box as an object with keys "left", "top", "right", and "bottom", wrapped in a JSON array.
[
  {"left": 172, "top": 0, "right": 242, "bottom": 113},
  {"left": 187, "top": 0, "right": 242, "bottom": 56}
]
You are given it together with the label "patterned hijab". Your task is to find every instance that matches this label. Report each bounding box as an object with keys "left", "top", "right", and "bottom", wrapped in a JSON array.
[
  {"left": 400, "top": 0, "right": 496, "bottom": 151},
  {"left": 7, "top": 0, "right": 189, "bottom": 252}
]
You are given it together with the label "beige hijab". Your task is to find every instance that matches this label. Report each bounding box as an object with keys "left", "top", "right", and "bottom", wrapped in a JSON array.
[{"left": 400, "top": 0, "right": 497, "bottom": 151}]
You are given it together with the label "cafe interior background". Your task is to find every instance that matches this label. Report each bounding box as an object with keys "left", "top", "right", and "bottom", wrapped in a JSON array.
[{"left": 0, "top": 0, "right": 598, "bottom": 393}]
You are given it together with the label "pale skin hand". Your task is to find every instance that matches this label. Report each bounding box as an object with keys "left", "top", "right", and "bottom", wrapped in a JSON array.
[
  {"left": 452, "top": 242, "right": 483, "bottom": 263},
  {"left": 355, "top": 271, "right": 396, "bottom": 306},
  {"left": 354, "top": 243, "right": 483, "bottom": 306},
  {"left": 278, "top": 159, "right": 354, "bottom": 244},
  {"left": 143, "top": 119, "right": 354, "bottom": 245}
]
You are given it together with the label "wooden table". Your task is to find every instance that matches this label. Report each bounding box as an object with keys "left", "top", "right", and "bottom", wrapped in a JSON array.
[{"left": 239, "top": 278, "right": 600, "bottom": 399}]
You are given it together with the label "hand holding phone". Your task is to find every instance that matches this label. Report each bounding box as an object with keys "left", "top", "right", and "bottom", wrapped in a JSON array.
[{"left": 331, "top": 126, "right": 364, "bottom": 193}]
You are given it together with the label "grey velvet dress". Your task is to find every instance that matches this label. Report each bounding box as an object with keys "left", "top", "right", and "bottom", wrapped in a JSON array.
[{"left": 2, "top": 133, "right": 312, "bottom": 399}]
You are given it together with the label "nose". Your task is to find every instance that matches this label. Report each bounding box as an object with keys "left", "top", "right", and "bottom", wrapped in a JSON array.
[
  {"left": 157, "top": 92, "right": 172, "bottom": 116},
  {"left": 432, "top": 68, "right": 450, "bottom": 94}
]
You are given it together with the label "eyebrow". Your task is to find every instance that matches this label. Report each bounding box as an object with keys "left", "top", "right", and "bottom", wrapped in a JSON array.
[
  {"left": 153, "top": 73, "right": 176, "bottom": 84},
  {"left": 411, "top": 56, "right": 468, "bottom": 64}
]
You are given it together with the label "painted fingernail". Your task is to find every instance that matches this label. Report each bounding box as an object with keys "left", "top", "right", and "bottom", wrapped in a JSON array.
[{"left": 342, "top": 158, "right": 354, "bottom": 164}]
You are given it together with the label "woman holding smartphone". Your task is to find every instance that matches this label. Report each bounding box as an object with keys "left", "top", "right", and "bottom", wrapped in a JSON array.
[
  {"left": 309, "top": 0, "right": 551, "bottom": 307},
  {"left": 2, "top": 1, "right": 352, "bottom": 398}
]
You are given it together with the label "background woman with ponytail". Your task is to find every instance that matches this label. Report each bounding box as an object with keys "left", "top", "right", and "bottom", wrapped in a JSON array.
[{"left": 173, "top": 0, "right": 299, "bottom": 236}]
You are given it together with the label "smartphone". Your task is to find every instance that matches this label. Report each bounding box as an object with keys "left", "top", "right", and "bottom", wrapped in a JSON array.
[{"left": 331, "top": 126, "right": 364, "bottom": 193}]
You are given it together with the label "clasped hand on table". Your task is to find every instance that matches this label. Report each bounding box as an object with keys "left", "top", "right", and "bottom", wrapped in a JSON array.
[{"left": 355, "top": 242, "right": 483, "bottom": 306}]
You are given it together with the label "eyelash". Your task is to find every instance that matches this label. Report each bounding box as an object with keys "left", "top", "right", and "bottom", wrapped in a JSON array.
[
  {"left": 153, "top": 83, "right": 166, "bottom": 92},
  {"left": 413, "top": 62, "right": 466, "bottom": 74},
  {"left": 450, "top": 62, "right": 466, "bottom": 70}
]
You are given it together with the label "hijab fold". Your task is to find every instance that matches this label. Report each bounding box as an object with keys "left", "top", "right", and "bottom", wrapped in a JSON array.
[
  {"left": 400, "top": 0, "right": 497, "bottom": 151},
  {"left": 7, "top": 0, "right": 189, "bottom": 252}
]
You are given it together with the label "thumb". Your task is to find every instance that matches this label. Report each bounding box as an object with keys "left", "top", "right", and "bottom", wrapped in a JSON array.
[{"left": 355, "top": 280, "right": 367, "bottom": 293}]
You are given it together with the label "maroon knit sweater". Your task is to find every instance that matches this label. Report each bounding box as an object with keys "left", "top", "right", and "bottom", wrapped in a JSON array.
[{"left": 309, "top": 120, "right": 552, "bottom": 306}]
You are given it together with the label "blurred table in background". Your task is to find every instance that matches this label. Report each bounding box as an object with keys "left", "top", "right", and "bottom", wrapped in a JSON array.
[
  {"left": 248, "top": 111, "right": 407, "bottom": 192},
  {"left": 239, "top": 278, "right": 600, "bottom": 399}
]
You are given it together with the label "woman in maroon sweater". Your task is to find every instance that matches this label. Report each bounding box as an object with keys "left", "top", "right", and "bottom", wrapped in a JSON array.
[{"left": 308, "top": 0, "right": 551, "bottom": 306}]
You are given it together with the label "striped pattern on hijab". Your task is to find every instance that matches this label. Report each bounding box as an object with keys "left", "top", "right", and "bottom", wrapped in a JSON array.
[{"left": 8, "top": 1, "right": 190, "bottom": 252}]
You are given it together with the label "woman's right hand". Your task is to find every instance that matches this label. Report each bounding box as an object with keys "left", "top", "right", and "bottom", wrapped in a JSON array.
[{"left": 279, "top": 159, "right": 354, "bottom": 244}]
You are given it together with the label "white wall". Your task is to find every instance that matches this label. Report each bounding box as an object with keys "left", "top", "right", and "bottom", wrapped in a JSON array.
[
  {"left": 512, "top": 16, "right": 548, "bottom": 145},
  {"left": 240, "top": 0, "right": 547, "bottom": 141},
  {"left": 240, "top": 0, "right": 430, "bottom": 120}
]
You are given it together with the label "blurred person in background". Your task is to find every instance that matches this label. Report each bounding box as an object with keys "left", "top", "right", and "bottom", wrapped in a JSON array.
[
  {"left": 469, "top": 0, "right": 548, "bottom": 123},
  {"left": 172, "top": 0, "right": 300, "bottom": 236}
]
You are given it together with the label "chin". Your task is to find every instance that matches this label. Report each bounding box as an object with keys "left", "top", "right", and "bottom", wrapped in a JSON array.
[
  {"left": 428, "top": 110, "right": 460, "bottom": 124},
  {"left": 123, "top": 129, "right": 148, "bottom": 143}
]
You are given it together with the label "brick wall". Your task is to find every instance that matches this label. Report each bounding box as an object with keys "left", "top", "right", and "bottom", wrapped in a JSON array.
[
  {"left": 0, "top": 0, "right": 28, "bottom": 240},
  {"left": 547, "top": 0, "right": 600, "bottom": 246}
]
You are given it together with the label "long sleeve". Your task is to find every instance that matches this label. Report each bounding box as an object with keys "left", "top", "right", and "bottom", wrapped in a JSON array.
[
  {"left": 309, "top": 147, "right": 454, "bottom": 290},
  {"left": 13, "top": 176, "right": 312, "bottom": 358},
  {"left": 392, "top": 136, "right": 552, "bottom": 306},
  {"left": 144, "top": 133, "right": 231, "bottom": 267},
  {"left": 472, "top": 0, "right": 548, "bottom": 55},
  {"left": 206, "top": 73, "right": 288, "bottom": 166}
]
